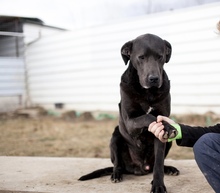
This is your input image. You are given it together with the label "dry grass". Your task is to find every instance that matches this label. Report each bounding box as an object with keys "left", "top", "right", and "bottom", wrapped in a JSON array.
[
  {"left": 0, "top": 111, "right": 219, "bottom": 159},
  {"left": 0, "top": 116, "right": 115, "bottom": 158}
]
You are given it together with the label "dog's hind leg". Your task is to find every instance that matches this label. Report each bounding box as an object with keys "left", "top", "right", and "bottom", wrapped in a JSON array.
[
  {"left": 164, "top": 165, "right": 179, "bottom": 176},
  {"left": 164, "top": 142, "right": 180, "bottom": 176},
  {"left": 110, "top": 126, "right": 126, "bottom": 183}
]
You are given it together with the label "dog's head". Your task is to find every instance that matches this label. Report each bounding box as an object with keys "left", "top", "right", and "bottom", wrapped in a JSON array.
[{"left": 121, "top": 34, "right": 172, "bottom": 89}]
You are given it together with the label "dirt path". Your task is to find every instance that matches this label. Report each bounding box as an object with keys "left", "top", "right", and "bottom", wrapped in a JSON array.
[{"left": 0, "top": 156, "right": 214, "bottom": 193}]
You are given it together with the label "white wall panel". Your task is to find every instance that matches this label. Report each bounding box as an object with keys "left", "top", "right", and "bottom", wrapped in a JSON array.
[{"left": 26, "top": 2, "right": 220, "bottom": 114}]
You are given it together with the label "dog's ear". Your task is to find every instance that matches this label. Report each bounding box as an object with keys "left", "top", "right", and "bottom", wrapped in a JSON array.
[
  {"left": 121, "top": 41, "right": 132, "bottom": 65},
  {"left": 164, "top": 40, "right": 172, "bottom": 63}
]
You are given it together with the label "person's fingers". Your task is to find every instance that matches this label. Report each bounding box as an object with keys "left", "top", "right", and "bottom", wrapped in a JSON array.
[
  {"left": 149, "top": 122, "right": 164, "bottom": 134},
  {"left": 158, "top": 130, "right": 168, "bottom": 143},
  {"left": 148, "top": 121, "right": 167, "bottom": 143},
  {"left": 148, "top": 121, "right": 157, "bottom": 132},
  {"left": 153, "top": 124, "right": 164, "bottom": 138}
]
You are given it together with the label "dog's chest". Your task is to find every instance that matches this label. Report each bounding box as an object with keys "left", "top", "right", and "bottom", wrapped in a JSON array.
[
  {"left": 139, "top": 100, "right": 154, "bottom": 114},
  {"left": 146, "top": 106, "right": 153, "bottom": 114},
  {"left": 138, "top": 91, "right": 163, "bottom": 114}
]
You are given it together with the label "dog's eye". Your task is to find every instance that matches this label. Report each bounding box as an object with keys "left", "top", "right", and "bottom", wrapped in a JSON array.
[
  {"left": 138, "top": 55, "right": 145, "bottom": 60},
  {"left": 157, "top": 55, "right": 163, "bottom": 60}
]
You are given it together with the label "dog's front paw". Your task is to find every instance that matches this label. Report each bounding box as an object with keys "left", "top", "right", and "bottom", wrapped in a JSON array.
[
  {"left": 111, "top": 170, "right": 123, "bottom": 183},
  {"left": 162, "top": 121, "right": 178, "bottom": 139},
  {"left": 150, "top": 182, "right": 167, "bottom": 193}
]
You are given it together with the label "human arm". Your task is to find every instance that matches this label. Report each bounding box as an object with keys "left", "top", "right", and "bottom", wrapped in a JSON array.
[{"left": 177, "top": 123, "right": 220, "bottom": 147}]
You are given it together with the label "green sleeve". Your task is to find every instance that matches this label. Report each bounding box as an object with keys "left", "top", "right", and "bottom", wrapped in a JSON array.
[{"left": 167, "top": 124, "right": 182, "bottom": 142}]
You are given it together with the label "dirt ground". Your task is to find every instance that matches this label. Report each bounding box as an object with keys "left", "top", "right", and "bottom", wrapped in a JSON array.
[{"left": 0, "top": 108, "right": 220, "bottom": 159}]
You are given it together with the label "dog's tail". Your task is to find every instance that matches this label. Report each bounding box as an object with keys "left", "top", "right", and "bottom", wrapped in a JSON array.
[{"left": 78, "top": 167, "right": 113, "bottom": 181}]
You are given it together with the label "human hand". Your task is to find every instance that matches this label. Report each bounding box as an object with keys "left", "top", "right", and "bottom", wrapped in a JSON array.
[
  {"left": 148, "top": 116, "right": 177, "bottom": 143},
  {"left": 148, "top": 121, "right": 167, "bottom": 143}
]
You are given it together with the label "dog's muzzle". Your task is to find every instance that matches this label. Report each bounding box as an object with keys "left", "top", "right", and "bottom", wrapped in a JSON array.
[
  {"left": 145, "top": 75, "right": 160, "bottom": 88},
  {"left": 149, "top": 75, "right": 159, "bottom": 84}
]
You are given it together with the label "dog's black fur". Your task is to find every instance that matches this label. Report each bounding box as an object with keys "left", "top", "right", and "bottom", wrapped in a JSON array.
[{"left": 79, "top": 34, "right": 179, "bottom": 193}]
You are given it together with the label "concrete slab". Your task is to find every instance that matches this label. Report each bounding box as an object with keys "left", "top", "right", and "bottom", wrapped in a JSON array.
[{"left": 0, "top": 156, "right": 214, "bottom": 193}]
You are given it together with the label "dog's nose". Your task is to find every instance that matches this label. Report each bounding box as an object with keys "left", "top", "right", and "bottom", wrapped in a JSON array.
[{"left": 148, "top": 75, "right": 159, "bottom": 83}]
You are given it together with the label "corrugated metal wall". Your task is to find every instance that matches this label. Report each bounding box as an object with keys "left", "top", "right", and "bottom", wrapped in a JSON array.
[
  {"left": 26, "top": 3, "right": 220, "bottom": 114},
  {"left": 0, "top": 58, "right": 25, "bottom": 112}
]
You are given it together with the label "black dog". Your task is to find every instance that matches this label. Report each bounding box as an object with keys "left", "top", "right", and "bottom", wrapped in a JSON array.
[{"left": 79, "top": 34, "right": 179, "bottom": 193}]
